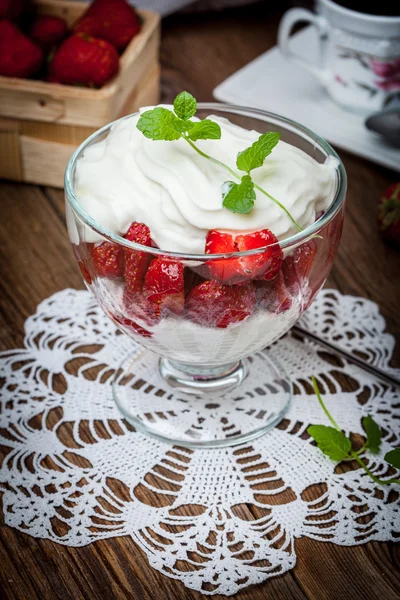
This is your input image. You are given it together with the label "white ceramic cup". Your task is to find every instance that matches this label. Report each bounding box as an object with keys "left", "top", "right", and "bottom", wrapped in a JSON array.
[{"left": 278, "top": 0, "right": 400, "bottom": 113}]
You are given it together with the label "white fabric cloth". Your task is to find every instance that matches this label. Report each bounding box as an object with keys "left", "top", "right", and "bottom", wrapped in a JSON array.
[{"left": 0, "top": 288, "right": 399, "bottom": 596}]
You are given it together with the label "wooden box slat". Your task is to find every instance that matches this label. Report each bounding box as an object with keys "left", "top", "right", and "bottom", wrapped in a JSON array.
[{"left": 0, "top": 1, "right": 160, "bottom": 187}]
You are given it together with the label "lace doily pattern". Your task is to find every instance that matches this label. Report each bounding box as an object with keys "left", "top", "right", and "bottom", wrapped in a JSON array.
[{"left": 0, "top": 289, "right": 399, "bottom": 596}]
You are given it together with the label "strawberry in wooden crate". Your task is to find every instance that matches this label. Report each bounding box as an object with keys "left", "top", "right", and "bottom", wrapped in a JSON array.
[
  {"left": 0, "top": 0, "right": 24, "bottom": 19},
  {"left": 30, "top": 15, "right": 68, "bottom": 51},
  {"left": 0, "top": 20, "right": 43, "bottom": 78},
  {"left": 49, "top": 33, "right": 119, "bottom": 87},
  {"left": 74, "top": 0, "right": 141, "bottom": 52}
]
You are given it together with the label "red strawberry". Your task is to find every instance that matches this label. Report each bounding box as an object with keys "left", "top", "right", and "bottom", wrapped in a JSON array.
[
  {"left": 205, "top": 229, "right": 283, "bottom": 284},
  {"left": 30, "top": 16, "right": 68, "bottom": 51},
  {"left": 237, "top": 230, "right": 283, "bottom": 281},
  {"left": 73, "top": 0, "right": 141, "bottom": 52},
  {"left": 184, "top": 269, "right": 207, "bottom": 297},
  {"left": 0, "top": 20, "right": 43, "bottom": 78},
  {"left": 49, "top": 33, "right": 119, "bottom": 88},
  {"left": 78, "top": 260, "right": 92, "bottom": 285},
  {"left": 186, "top": 280, "right": 256, "bottom": 328},
  {"left": 110, "top": 313, "right": 152, "bottom": 339},
  {"left": 282, "top": 240, "right": 317, "bottom": 294},
  {"left": 143, "top": 258, "right": 184, "bottom": 318},
  {"left": 91, "top": 242, "right": 124, "bottom": 278},
  {"left": 0, "top": 0, "right": 24, "bottom": 19},
  {"left": 257, "top": 272, "right": 292, "bottom": 314},
  {"left": 378, "top": 182, "right": 400, "bottom": 250},
  {"left": 124, "top": 222, "right": 153, "bottom": 296}
]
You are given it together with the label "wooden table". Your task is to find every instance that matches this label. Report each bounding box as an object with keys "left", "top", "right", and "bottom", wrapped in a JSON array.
[{"left": 1, "top": 4, "right": 399, "bottom": 599}]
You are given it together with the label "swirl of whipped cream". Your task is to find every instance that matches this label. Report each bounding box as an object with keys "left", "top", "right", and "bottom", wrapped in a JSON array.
[{"left": 71, "top": 109, "right": 338, "bottom": 252}]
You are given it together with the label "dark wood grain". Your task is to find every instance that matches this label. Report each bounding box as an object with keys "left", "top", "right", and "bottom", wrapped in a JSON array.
[{"left": 1, "top": 3, "right": 399, "bottom": 599}]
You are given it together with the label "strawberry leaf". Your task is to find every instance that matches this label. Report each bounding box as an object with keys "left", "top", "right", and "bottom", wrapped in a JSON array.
[
  {"left": 308, "top": 424, "right": 352, "bottom": 461},
  {"left": 362, "top": 415, "right": 382, "bottom": 454},
  {"left": 222, "top": 175, "right": 255, "bottom": 214},
  {"left": 236, "top": 132, "right": 280, "bottom": 173},
  {"left": 173, "top": 91, "right": 197, "bottom": 120}
]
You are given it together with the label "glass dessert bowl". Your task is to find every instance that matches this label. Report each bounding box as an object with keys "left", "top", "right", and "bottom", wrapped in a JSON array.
[{"left": 65, "top": 103, "right": 346, "bottom": 448}]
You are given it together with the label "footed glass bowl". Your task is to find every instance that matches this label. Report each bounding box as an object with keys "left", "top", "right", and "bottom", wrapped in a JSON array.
[{"left": 65, "top": 104, "right": 346, "bottom": 448}]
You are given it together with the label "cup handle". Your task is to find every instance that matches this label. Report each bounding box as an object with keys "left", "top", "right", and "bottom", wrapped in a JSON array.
[{"left": 278, "top": 8, "right": 329, "bottom": 83}]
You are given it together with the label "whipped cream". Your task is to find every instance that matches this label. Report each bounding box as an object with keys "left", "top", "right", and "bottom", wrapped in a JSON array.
[{"left": 72, "top": 108, "right": 338, "bottom": 253}]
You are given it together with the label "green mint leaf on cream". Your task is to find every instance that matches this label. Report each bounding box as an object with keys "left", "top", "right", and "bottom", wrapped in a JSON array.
[
  {"left": 137, "top": 107, "right": 182, "bottom": 141},
  {"left": 188, "top": 120, "right": 222, "bottom": 141},
  {"left": 236, "top": 132, "right": 280, "bottom": 173},
  {"left": 307, "top": 425, "right": 352, "bottom": 461},
  {"left": 385, "top": 448, "right": 400, "bottom": 470},
  {"left": 173, "top": 91, "right": 197, "bottom": 120},
  {"left": 362, "top": 415, "right": 382, "bottom": 454},
  {"left": 222, "top": 175, "right": 255, "bottom": 214},
  {"left": 174, "top": 120, "right": 195, "bottom": 134}
]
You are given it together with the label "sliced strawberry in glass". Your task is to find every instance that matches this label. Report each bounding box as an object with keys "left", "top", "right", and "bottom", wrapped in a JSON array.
[
  {"left": 282, "top": 240, "right": 317, "bottom": 294},
  {"left": 257, "top": 271, "right": 292, "bottom": 315},
  {"left": 78, "top": 260, "right": 92, "bottom": 285},
  {"left": 205, "top": 230, "right": 237, "bottom": 282},
  {"left": 108, "top": 311, "right": 152, "bottom": 338},
  {"left": 186, "top": 279, "right": 256, "bottom": 328},
  {"left": 124, "top": 222, "right": 153, "bottom": 295},
  {"left": 236, "top": 229, "right": 283, "bottom": 281},
  {"left": 143, "top": 257, "right": 185, "bottom": 318},
  {"left": 205, "top": 229, "right": 283, "bottom": 284},
  {"left": 91, "top": 241, "right": 124, "bottom": 278}
]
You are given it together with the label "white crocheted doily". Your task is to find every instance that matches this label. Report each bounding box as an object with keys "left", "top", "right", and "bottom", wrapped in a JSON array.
[{"left": 0, "top": 288, "right": 399, "bottom": 596}]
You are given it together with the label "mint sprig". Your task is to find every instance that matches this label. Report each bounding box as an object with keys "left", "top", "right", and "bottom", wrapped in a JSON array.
[
  {"left": 223, "top": 175, "right": 255, "bottom": 214},
  {"left": 236, "top": 132, "right": 280, "bottom": 173},
  {"left": 188, "top": 119, "right": 222, "bottom": 141},
  {"left": 136, "top": 91, "right": 301, "bottom": 229},
  {"left": 137, "top": 107, "right": 182, "bottom": 141},
  {"left": 173, "top": 90, "right": 197, "bottom": 120},
  {"left": 362, "top": 414, "right": 381, "bottom": 454},
  {"left": 385, "top": 448, "right": 400, "bottom": 469},
  {"left": 307, "top": 425, "right": 351, "bottom": 461},
  {"left": 308, "top": 377, "right": 400, "bottom": 486}
]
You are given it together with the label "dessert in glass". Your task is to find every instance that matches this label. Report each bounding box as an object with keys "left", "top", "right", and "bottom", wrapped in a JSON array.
[{"left": 65, "top": 99, "right": 346, "bottom": 448}]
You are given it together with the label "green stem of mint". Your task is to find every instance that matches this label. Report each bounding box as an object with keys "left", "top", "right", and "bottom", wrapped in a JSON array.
[
  {"left": 185, "top": 135, "right": 302, "bottom": 232},
  {"left": 311, "top": 377, "right": 400, "bottom": 486},
  {"left": 185, "top": 137, "right": 238, "bottom": 179},
  {"left": 350, "top": 452, "right": 400, "bottom": 486},
  {"left": 312, "top": 377, "right": 341, "bottom": 431}
]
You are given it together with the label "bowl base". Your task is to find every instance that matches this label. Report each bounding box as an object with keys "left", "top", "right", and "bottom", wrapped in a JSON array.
[
  {"left": 159, "top": 358, "right": 248, "bottom": 395},
  {"left": 112, "top": 349, "right": 292, "bottom": 448}
]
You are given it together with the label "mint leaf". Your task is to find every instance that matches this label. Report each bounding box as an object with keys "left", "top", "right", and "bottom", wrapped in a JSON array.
[
  {"left": 308, "top": 425, "right": 352, "bottom": 461},
  {"left": 384, "top": 448, "right": 400, "bottom": 469},
  {"left": 222, "top": 175, "right": 255, "bottom": 214},
  {"left": 174, "top": 120, "right": 195, "bottom": 134},
  {"left": 236, "top": 132, "right": 280, "bottom": 173},
  {"left": 188, "top": 120, "right": 221, "bottom": 142},
  {"left": 362, "top": 415, "right": 382, "bottom": 454},
  {"left": 137, "top": 107, "right": 182, "bottom": 141},
  {"left": 173, "top": 91, "right": 197, "bottom": 120}
]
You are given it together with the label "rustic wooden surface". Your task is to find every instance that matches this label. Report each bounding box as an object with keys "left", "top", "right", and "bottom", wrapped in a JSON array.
[{"left": 1, "top": 4, "right": 400, "bottom": 599}]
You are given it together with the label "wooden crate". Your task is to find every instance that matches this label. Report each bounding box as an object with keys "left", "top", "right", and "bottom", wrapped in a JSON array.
[{"left": 0, "top": 0, "right": 160, "bottom": 187}]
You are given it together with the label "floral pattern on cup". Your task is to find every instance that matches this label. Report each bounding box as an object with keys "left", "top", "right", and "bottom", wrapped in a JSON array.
[{"left": 368, "top": 57, "right": 400, "bottom": 91}]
